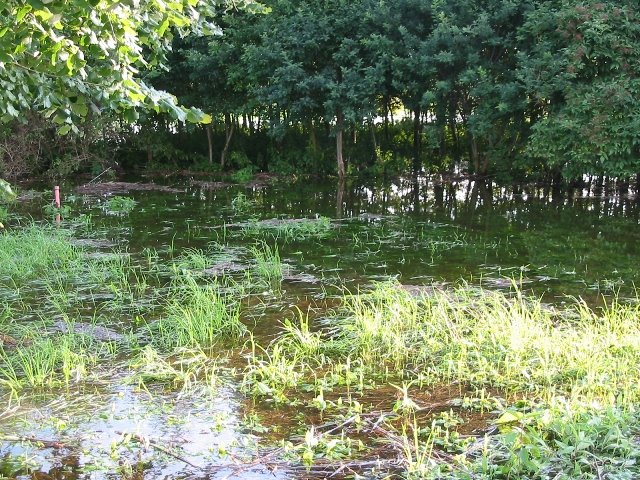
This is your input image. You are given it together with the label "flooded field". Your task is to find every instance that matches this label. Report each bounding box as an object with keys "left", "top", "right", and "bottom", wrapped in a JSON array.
[{"left": 1, "top": 176, "right": 639, "bottom": 479}]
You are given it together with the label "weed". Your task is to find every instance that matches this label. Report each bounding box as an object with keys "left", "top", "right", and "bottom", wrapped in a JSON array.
[
  {"left": 249, "top": 242, "right": 284, "bottom": 288},
  {"left": 144, "top": 275, "right": 245, "bottom": 349},
  {"left": 242, "top": 335, "right": 304, "bottom": 402},
  {"left": 327, "top": 281, "right": 640, "bottom": 408},
  {"left": 0, "top": 224, "right": 81, "bottom": 283},
  {"left": 0, "top": 333, "right": 96, "bottom": 391},
  {"left": 43, "top": 203, "right": 72, "bottom": 218},
  {"left": 128, "top": 345, "right": 220, "bottom": 395},
  {"left": 231, "top": 166, "right": 256, "bottom": 183},
  {"left": 231, "top": 192, "right": 254, "bottom": 214},
  {"left": 0, "top": 205, "right": 9, "bottom": 224},
  {"left": 174, "top": 248, "right": 214, "bottom": 271},
  {"left": 103, "top": 196, "right": 137, "bottom": 214},
  {"left": 242, "top": 217, "right": 333, "bottom": 242}
]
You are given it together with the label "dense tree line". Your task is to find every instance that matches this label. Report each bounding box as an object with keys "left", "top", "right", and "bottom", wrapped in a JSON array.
[{"left": 1, "top": 0, "right": 639, "bottom": 185}]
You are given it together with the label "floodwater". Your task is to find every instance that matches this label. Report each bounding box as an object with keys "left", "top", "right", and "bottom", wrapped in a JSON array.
[{"left": 1, "top": 175, "right": 639, "bottom": 479}]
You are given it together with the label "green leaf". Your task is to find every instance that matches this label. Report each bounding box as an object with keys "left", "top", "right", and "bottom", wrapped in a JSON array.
[
  {"left": 496, "top": 411, "right": 523, "bottom": 425},
  {"left": 16, "top": 5, "right": 33, "bottom": 22},
  {"left": 0, "top": 179, "right": 17, "bottom": 202},
  {"left": 58, "top": 124, "right": 72, "bottom": 135}
]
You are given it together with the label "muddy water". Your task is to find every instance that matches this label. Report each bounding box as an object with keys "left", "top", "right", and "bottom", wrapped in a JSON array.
[{"left": 1, "top": 176, "right": 639, "bottom": 479}]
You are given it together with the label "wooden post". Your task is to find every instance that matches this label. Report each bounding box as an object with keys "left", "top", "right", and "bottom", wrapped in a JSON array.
[{"left": 54, "top": 185, "right": 61, "bottom": 223}]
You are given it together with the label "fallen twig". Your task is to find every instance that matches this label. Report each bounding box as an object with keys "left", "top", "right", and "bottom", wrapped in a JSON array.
[
  {"left": 116, "top": 431, "right": 203, "bottom": 471},
  {"left": 0, "top": 435, "right": 68, "bottom": 449}
]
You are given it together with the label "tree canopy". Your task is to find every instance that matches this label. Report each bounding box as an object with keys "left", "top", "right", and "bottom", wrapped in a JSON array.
[
  {"left": 2, "top": 0, "right": 639, "bottom": 183},
  {"left": 0, "top": 0, "right": 260, "bottom": 131}
]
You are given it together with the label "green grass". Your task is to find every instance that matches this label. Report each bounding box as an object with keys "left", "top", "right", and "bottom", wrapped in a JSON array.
[
  {"left": 128, "top": 345, "right": 221, "bottom": 395},
  {"left": 103, "top": 196, "right": 137, "bottom": 214},
  {"left": 242, "top": 216, "right": 333, "bottom": 241},
  {"left": 231, "top": 192, "right": 254, "bottom": 213},
  {"left": 249, "top": 242, "right": 284, "bottom": 288},
  {"left": 0, "top": 224, "right": 82, "bottom": 283},
  {"left": 0, "top": 205, "right": 9, "bottom": 224},
  {"left": 324, "top": 281, "right": 640, "bottom": 406},
  {"left": 239, "top": 281, "right": 640, "bottom": 476},
  {"left": 0, "top": 333, "right": 97, "bottom": 391},
  {"left": 145, "top": 274, "right": 246, "bottom": 349}
]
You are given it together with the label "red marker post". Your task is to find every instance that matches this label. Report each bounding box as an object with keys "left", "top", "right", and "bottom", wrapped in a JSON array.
[{"left": 54, "top": 185, "right": 61, "bottom": 223}]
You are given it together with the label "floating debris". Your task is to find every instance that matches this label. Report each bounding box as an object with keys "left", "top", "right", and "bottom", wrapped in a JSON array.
[{"left": 76, "top": 182, "right": 183, "bottom": 195}]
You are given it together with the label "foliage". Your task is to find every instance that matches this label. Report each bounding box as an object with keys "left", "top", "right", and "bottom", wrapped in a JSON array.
[
  {"left": 243, "top": 216, "right": 333, "bottom": 242},
  {"left": 0, "top": 224, "right": 81, "bottom": 282},
  {"left": 103, "top": 196, "right": 137, "bottom": 215},
  {"left": 521, "top": 1, "right": 640, "bottom": 177},
  {"left": 0, "top": 179, "right": 16, "bottom": 203},
  {"left": 230, "top": 165, "right": 256, "bottom": 183},
  {"left": 132, "top": 0, "right": 640, "bottom": 181},
  {"left": 146, "top": 274, "right": 246, "bottom": 349},
  {"left": 0, "top": 0, "right": 265, "bottom": 129}
]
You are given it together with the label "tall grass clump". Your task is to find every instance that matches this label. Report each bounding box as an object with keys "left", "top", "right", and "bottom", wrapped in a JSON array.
[
  {"left": 146, "top": 275, "right": 245, "bottom": 349},
  {"left": 0, "top": 334, "right": 97, "bottom": 391},
  {"left": 242, "top": 335, "right": 306, "bottom": 401},
  {"left": 0, "top": 225, "right": 81, "bottom": 283},
  {"left": 330, "top": 281, "right": 640, "bottom": 407},
  {"left": 250, "top": 242, "right": 284, "bottom": 287},
  {"left": 103, "top": 196, "right": 137, "bottom": 214},
  {"left": 243, "top": 216, "right": 333, "bottom": 242}
]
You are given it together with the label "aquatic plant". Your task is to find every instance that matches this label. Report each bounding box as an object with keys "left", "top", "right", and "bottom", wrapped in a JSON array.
[
  {"left": 242, "top": 337, "right": 304, "bottom": 402},
  {"left": 174, "top": 247, "right": 215, "bottom": 271},
  {"left": 145, "top": 275, "right": 245, "bottom": 349},
  {"left": 0, "top": 224, "right": 81, "bottom": 283},
  {"left": 0, "top": 333, "right": 97, "bottom": 391},
  {"left": 231, "top": 192, "right": 254, "bottom": 213},
  {"left": 330, "top": 282, "right": 640, "bottom": 406},
  {"left": 249, "top": 242, "right": 283, "bottom": 288},
  {"left": 129, "top": 345, "right": 220, "bottom": 395},
  {"left": 103, "top": 196, "right": 137, "bottom": 214},
  {"left": 242, "top": 216, "right": 333, "bottom": 242}
]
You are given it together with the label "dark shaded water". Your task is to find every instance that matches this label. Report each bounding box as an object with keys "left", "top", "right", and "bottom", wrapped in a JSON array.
[
  {"left": 1, "top": 175, "right": 639, "bottom": 479},
  {"left": 70, "top": 176, "right": 640, "bottom": 301}
]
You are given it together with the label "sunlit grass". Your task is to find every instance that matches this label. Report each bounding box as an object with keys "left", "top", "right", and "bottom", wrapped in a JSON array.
[
  {"left": 327, "top": 281, "right": 640, "bottom": 407},
  {"left": 128, "top": 345, "right": 221, "bottom": 396},
  {"left": 0, "top": 224, "right": 82, "bottom": 283},
  {"left": 249, "top": 242, "right": 283, "bottom": 288},
  {"left": 0, "top": 333, "right": 98, "bottom": 391},
  {"left": 145, "top": 274, "right": 246, "bottom": 349}
]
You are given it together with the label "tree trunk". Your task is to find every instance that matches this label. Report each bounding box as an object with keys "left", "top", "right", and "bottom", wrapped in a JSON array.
[
  {"left": 206, "top": 125, "right": 214, "bottom": 166},
  {"left": 412, "top": 107, "right": 421, "bottom": 175},
  {"left": 369, "top": 120, "right": 378, "bottom": 163},
  {"left": 449, "top": 99, "right": 460, "bottom": 166},
  {"left": 220, "top": 112, "right": 235, "bottom": 169},
  {"left": 336, "top": 176, "right": 345, "bottom": 219},
  {"left": 336, "top": 109, "right": 345, "bottom": 179},
  {"left": 309, "top": 120, "right": 318, "bottom": 152},
  {"left": 470, "top": 134, "right": 480, "bottom": 174}
]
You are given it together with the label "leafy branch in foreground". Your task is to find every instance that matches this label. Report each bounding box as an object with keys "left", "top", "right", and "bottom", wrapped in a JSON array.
[{"left": 0, "top": 0, "right": 258, "bottom": 130}]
